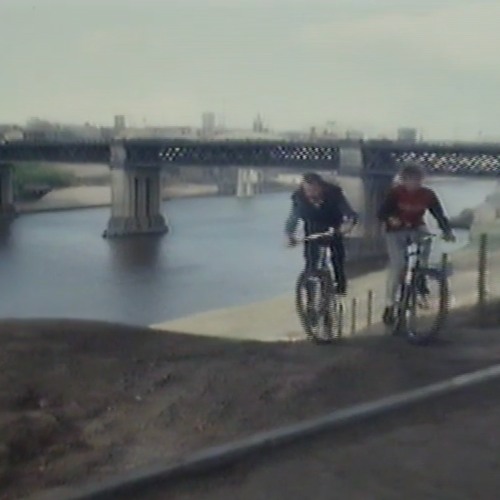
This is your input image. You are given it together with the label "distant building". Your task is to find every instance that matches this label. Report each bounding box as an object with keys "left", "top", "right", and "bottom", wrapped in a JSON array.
[
  {"left": 0, "top": 125, "right": 24, "bottom": 142},
  {"left": 201, "top": 112, "right": 216, "bottom": 138},
  {"left": 397, "top": 128, "right": 418, "bottom": 143},
  {"left": 253, "top": 115, "right": 264, "bottom": 133},
  {"left": 345, "top": 130, "right": 364, "bottom": 140},
  {"left": 23, "top": 119, "right": 103, "bottom": 141},
  {"left": 114, "top": 115, "right": 126, "bottom": 131},
  {"left": 122, "top": 126, "right": 196, "bottom": 139}
]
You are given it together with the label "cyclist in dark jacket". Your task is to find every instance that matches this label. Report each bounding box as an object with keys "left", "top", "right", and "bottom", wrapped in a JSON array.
[{"left": 285, "top": 172, "right": 358, "bottom": 295}]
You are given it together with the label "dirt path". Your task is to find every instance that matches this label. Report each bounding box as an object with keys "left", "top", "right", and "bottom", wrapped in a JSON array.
[{"left": 1, "top": 305, "right": 500, "bottom": 499}]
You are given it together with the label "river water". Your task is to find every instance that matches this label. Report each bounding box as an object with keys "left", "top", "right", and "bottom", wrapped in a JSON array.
[{"left": 0, "top": 178, "right": 496, "bottom": 325}]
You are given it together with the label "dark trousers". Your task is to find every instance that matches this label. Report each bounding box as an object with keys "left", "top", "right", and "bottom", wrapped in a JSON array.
[{"left": 304, "top": 235, "right": 347, "bottom": 294}]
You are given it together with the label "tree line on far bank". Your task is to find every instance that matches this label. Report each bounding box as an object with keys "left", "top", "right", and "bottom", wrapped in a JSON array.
[{"left": 13, "top": 164, "right": 77, "bottom": 201}]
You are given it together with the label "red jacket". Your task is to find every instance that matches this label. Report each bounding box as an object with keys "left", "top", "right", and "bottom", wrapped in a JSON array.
[{"left": 377, "top": 185, "right": 451, "bottom": 233}]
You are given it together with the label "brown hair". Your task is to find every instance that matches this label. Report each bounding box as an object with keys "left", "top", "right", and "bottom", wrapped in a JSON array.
[{"left": 302, "top": 172, "right": 325, "bottom": 185}]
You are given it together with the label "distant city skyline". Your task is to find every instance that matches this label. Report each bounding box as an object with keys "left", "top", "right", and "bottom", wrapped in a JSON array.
[{"left": 2, "top": 0, "right": 500, "bottom": 141}]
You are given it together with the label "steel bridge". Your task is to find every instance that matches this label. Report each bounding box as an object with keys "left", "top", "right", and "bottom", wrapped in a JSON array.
[
  {"left": 0, "top": 139, "right": 498, "bottom": 238},
  {"left": 1, "top": 139, "right": 500, "bottom": 176}
]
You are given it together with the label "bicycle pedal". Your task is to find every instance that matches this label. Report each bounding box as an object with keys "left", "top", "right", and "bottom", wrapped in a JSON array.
[{"left": 417, "top": 297, "right": 430, "bottom": 309}]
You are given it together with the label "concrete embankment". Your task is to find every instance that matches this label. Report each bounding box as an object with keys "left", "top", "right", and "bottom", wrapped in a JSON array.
[{"left": 15, "top": 184, "right": 219, "bottom": 214}]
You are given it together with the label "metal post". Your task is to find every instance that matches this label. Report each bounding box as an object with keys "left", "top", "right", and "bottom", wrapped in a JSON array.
[
  {"left": 367, "top": 290, "right": 373, "bottom": 328},
  {"left": 477, "top": 233, "right": 488, "bottom": 314},
  {"left": 350, "top": 298, "right": 357, "bottom": 336},
  {"left": 337, "top": 303, "right": 344, "bottom": 337},
  {"left": 440, "top": 251, "right": 448, "bottom": 307}
]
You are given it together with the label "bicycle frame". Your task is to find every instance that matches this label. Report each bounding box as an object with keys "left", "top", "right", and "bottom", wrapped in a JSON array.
[
  {"left": 309, "top": 244, "right": 332, "bottom": 272},
  {"left": 302, "top": 231, "right": 336, "bottom": 281},
  {"left": 394, "top": 233, "right": 450, "bottom": 344},
  {"left": 400, "top": 234, "right": 434, "bottom": 289},
  {"left": 295, "top": 228, "right": 343, "bottom": 343},
  {"left": 401, "top": 239, "right": 422, "bottom": 286}
]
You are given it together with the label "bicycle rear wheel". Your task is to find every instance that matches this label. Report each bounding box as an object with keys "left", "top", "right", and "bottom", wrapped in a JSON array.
[
  {"left": 399, "top": 268, "right": 449, "bottom": 345},
  {"left": 295, "top": 270, "right": 340, "bottom": 344}
]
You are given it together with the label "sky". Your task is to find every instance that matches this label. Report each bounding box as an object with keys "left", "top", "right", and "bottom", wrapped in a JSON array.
[{"left": 1, "top": 0, "right": 500, "bottom": 139}]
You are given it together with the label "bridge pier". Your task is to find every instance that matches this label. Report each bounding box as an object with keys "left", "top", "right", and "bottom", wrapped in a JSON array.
[
  {"left": 0, "top": 164, "right": 16, "bottom": 219},
  {"left": 339, "top": 145, "right": 391, "bottom": 253},
  {"left": 103, "top": 144, "right": 168, "bottom": 238},
  {"left": 236, "top": 168, "right": 260, "bottom": 198},
  {"left": 361, "top": 173, "right": 393, "bottom": 247}
]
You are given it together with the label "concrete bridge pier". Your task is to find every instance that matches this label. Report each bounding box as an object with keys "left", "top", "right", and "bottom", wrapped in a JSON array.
[
  {"left": 0, "top": 164, "right": 16, "bottom": 219},
  {"left": 213, "top": 167, "right": 236, "bottom": 196},
  {"left": 361, "top": 173, "right": 393, "bottom": 248},
  {"left": 236, "top": 168, "right": 261, "bottom": 198},
  {"left": 339, "top": 145, "right": 391, "bottom": 254},
  {"left": 103, "top": 144, "right": 168, "bottom": 238}
]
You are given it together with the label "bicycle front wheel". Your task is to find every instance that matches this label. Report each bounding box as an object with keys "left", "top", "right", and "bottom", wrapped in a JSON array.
[
  {"left": 401, "top": 268, "right": 449, "bottom": 345},
  {"left": 295, "top": 270, "right": 340, "bottom": 344}
]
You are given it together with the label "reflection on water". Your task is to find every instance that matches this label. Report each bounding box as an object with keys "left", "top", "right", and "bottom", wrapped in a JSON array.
[
  {"left": 0, "top": 220, "right": 12, "bottom": 247},
  {"left": 108, "top": 237, "right": 163, "bottom": 271},
  {"left": 0, "top": 178, "right": 496, "bottom": 326}
]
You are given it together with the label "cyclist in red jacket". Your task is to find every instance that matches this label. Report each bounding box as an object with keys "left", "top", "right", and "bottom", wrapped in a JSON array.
[{"left": 377, "top": 163, "right": 456, "bottom": 325}]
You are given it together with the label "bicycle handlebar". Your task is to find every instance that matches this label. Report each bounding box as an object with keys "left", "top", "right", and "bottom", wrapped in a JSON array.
[
  {"left": 295, "top": 227, "right": 350, "bottom": 244},
  {"left": 404, "top": 233, "right": 441, "bottom": 246}
]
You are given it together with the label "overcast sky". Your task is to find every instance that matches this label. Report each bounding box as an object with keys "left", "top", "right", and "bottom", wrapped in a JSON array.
[{"left": 1, "top": 0, "right": 499, "bottom": 139}]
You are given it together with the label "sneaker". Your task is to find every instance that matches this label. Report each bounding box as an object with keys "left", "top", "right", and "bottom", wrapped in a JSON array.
[
  {"left": 417, "top": 277, "right": 430, "bottom": 296},
  {"left": 382, "top": 306, "right": 395, "bottom": 326},
  {"left": 418, "top": 294, "right": 430, "bottom": 310}
]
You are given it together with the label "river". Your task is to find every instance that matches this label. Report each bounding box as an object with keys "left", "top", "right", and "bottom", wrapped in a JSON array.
[{"left": 0, "top": 178, "right": 496, "bottom": 325}]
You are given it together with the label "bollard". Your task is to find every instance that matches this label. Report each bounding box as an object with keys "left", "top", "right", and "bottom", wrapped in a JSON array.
[
  {"left": 477, "top": 233, "right": 488, "bottom": 314},
  {"left": 337, "top": 302, "right": 344, "bottom": 337},
  {"left": 367, "top": 290, "right": 373, "bottom": 328},
  {"left": 440, "top": 253, "right": 449, "bottom": 312},
  {"left": 350, "top": 298, "right": 357, "bottom": 336}
]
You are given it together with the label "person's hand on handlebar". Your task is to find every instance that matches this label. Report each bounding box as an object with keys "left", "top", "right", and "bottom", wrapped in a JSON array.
[
  {"left": 442, "top": 231, "right": 456, "bottom": 243},
  {"left": 386, "top": 216, "right": 403, "bottom": 229},
  {"left": 285, "top": 234, "right": 298, "bottom": 247},
  {"left": 341, "top": 220, "right": 355, "bottom": 235}
]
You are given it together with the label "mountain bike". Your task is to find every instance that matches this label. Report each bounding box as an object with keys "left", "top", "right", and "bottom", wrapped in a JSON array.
[
  {"left": 294, "top": 228, "right": 345, "bottom": 344},
  {"left": 391, "top": 233, "right": 451, "bottom": 345}
]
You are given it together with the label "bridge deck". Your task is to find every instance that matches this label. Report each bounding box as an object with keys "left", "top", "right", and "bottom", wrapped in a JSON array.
[{"left": 0, "top": 139, "right": 499, "bottom": 175}]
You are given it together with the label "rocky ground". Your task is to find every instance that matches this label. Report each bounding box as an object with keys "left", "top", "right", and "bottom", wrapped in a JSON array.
[{"left": 1, "top": 303, "right": 499, "bottom": 499}]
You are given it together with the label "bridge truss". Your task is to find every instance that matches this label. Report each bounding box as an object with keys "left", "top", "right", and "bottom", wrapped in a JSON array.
[{"left": 0, "top": 139, "right": 499, "bottom": 176}]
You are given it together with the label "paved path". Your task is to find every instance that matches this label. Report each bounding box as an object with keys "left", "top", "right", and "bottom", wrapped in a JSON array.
[
  {"left": 124, "top": 381, "right": 500, "bottom": 500},
  {"left": 152, "top": 247, "right": 500, "bottom": 341}
]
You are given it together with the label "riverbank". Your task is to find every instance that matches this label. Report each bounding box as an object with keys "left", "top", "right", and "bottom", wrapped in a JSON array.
[
  {"left": 13, "top": 174, "right": 364, "bottom": 215},
  {"left": 15, "top": 183, "right": 219, "bottom": 214}
]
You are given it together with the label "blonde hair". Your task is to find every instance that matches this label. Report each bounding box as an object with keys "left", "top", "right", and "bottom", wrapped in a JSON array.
[{"left": 398, "top": 162, "right": 425, "bottom": 180}]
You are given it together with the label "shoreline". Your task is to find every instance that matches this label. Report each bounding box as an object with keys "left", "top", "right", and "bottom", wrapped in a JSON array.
[
  {"left": 14, "top": 182, "right": 295, "bottom": 216},
  {"left": 14, "top": 183, "right": 227, "bottom": 215},
  {"left": 11, "top": 175, "right": 358, "bottom": 217}
]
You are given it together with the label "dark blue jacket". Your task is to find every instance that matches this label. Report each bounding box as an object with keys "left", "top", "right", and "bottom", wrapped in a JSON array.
[{"left": 285, "top": 183, "right": 358, "bottom": 236}]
